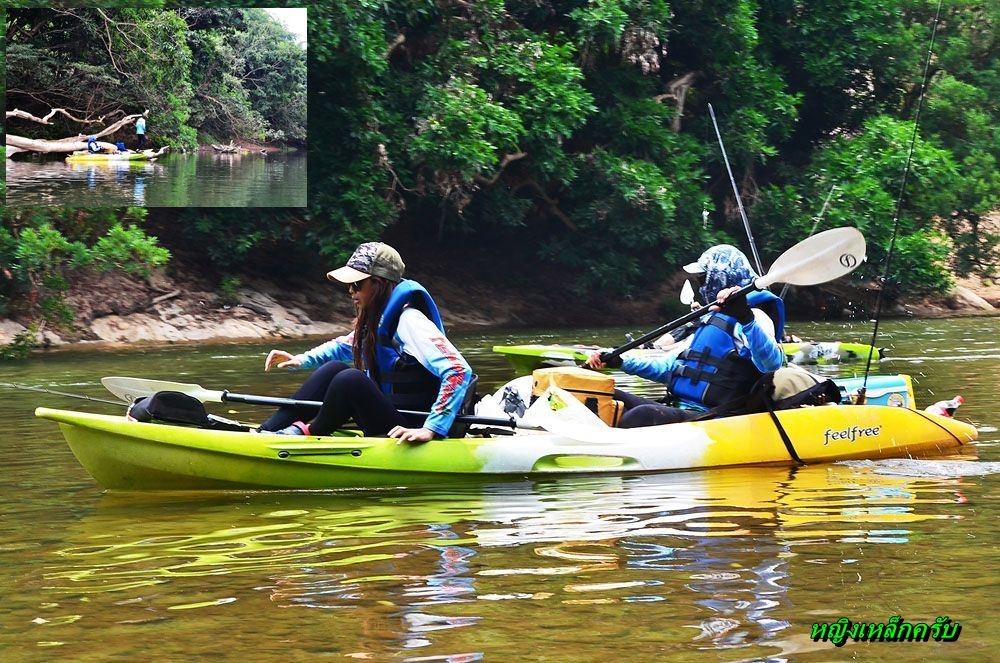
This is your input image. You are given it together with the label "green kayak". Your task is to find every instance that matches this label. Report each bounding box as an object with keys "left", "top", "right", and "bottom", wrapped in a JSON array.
[{"left": 494, "top": 341, "right": 883, "bottom": 375}]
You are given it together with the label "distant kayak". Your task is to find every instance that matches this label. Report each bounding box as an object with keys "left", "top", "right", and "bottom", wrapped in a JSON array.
[
  {"left": 66, "top": 148, "right": 164, "bottom": 163},
  {"left": 494, "top": 341, "right": 883, "bottom": 375}
]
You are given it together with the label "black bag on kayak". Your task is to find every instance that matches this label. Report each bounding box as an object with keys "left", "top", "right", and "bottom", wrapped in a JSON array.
[
  {"left": 692, "top": 367, "right": 841, "bottom": 421},
  {"left": 127, "top": 391, "right": 246, "bottom": 431},
  {"left": 768, "top": 366, "right": 842, "bottom": 410}
]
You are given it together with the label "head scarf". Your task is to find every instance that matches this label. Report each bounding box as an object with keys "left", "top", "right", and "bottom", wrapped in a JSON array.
[{"left": 691, "top": 245, "right": 759, "bottom": 304}]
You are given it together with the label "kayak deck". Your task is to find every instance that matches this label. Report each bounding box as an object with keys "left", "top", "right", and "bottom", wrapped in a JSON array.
[{"left": 36, "top": 406, "right": 976, "bottom": 491}]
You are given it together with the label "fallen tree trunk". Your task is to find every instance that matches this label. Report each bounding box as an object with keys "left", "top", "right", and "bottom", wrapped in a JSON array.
[
  {"left": 211, "top": 142, "right": 240, "bottom": 153},
  {"left": 6, "top": 135, "right": 117, "bottom": 156},
  {"left": 5, "top": 110, "right": 148, "bottom": 158}
]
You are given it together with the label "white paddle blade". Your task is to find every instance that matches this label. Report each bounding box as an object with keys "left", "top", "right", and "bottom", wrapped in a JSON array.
[
  {"left": 102, "top": 376, "right": 223, "bottom": 404},
  {"left": 680, "top": 280, "right": 695, "bottom": 305},
  {"left": 756, "top": 226, "right": 866, "bottom": 288}
]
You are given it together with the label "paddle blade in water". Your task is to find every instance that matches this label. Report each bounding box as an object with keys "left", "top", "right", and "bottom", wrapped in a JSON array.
[{"left": 756, "top": 227, "right": 866, "bottom": 288}]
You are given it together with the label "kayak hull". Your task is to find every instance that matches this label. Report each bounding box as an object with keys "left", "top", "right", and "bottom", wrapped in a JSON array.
[
  {"left": 66, "top": 150, "right": 159, "bottom": 163},
  {"left": 494, "top": 342, "right": 882, "bottom": 374},
  {"left": 36, "top": 406, "right": 976, "bottom": 491}
]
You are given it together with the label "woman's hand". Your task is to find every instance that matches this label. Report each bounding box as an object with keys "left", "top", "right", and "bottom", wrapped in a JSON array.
[
  {"left": 265, "top": 349, "right": 302, "bottom": 372},
  {"left": 584, "top": 351, "right": 607, "bottom": 370},
  {"left": 584, "top": 350, "right": 621, "bottom": 369},
  {"left": 710, "top": 285, "right": 741, "bottom": 309},
  {"left": 652, "top": 334, "right": 678, "bottom": 351},
  {"left": 711, "top": 286, "right": 753, "bottom": 324},
  {"left": 388, "top": 426, "right": 437, "bottom": 443}
]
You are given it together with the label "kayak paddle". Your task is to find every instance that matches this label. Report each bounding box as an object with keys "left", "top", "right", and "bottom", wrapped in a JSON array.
[
  {"left": 680, "top": 279, "right": 695, "bottom": 306},
  {"left": 600, "top": 226, "right": 866, "bottom": 364},
  {"left": 101, "top": 376, "right": 518, "bottom": 429},
  {"left": 101, "top": 376, "right": 637, "bottom": 443}
]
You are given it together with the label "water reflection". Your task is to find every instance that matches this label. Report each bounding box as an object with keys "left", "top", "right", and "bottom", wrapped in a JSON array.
[
  {"left": 32, "top": 464, "right": 974, "bottom": 656},
  {"left": 4, "top": 317, "right": 997, "bottom": 657},
  {"left": 4, "top": 153, "right": 306, "bottom": 207}
]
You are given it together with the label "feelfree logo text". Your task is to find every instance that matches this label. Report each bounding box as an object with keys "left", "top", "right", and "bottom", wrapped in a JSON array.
[{"left": 823, "top": 425, "right": 881, "bottom": 446}]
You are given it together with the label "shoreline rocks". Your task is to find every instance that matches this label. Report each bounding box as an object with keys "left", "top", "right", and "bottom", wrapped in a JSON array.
[
  {"left": 2, "top": 288, "right": 995, "bottom": 354},
  {"left": 1, "top": 261, "right": 996, "bottom": 353}
]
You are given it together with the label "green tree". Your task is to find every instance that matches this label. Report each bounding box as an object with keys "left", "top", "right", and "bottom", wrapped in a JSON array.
[{"left": 0, "top": 208, "right": 169, "bottom": 325}]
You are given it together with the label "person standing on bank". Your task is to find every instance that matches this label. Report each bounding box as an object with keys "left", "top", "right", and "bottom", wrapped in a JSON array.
[
  {"left": 135, "top": 114, "right": 148, "bottom": 149},
  {"left": 260, "top": 242, "right": 475, "bottom": 443},
  {"left": 586, "top": 245, "right": 785, "bottom": 427}
]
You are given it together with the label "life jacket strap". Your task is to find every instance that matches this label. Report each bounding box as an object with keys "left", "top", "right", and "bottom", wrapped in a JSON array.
[
  {"left": 706, "top": 315, "right": 738, "bottom": 335},
  {"left": 673, "top": 348, "right": 751, "bottom": 385},
  {"left": 689, "top": 373, "right": 804, "bottom": 464}
]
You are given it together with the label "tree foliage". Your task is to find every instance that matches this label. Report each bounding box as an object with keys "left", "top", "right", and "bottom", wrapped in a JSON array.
[
  {"left": 3, "top": 0, "right": 999, "bottom": 332},
  {"left": 302, "top": 0, "right": 997, "bottom": 296},
  {"left": 0, "top": 208, "right": 169, "bottom": 324},
  {"left": 5, "top": 6, "right": 305, "bottom": 148}
]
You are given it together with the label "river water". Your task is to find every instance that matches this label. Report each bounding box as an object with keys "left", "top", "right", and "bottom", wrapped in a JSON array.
[
  {"left": 4, "top": 152, "right": 307, "bottom": 207},
  {"left": 1, "top": 318, "right": 997, "bottom": 659}
]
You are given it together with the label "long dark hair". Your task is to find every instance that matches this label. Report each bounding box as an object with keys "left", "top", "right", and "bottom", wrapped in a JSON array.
[{"left": 352, "top": 276, "right": 395, "bottom": 381}]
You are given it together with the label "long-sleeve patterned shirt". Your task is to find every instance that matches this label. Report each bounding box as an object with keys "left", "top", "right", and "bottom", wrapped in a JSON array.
[{"left": 293, "top": 308, "right": 473, "bottom": 436}]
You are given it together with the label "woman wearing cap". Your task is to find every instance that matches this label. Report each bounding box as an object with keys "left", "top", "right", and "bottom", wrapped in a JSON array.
[
  {"left": 260, "top": 242, "right": 475, "bottom": 443},
  {"left": 586, "top": 245, "right": 785, "bottom": 426}
]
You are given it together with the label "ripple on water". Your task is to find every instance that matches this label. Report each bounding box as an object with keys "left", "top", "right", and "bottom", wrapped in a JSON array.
[
  {"left": 167, "top": 597, "right": 238, "bottom": 610},
  {"left": 841, "top": 459, "right": 1000, "bottom": 477}
]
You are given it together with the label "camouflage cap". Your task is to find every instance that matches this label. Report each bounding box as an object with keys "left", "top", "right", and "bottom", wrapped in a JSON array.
[{"left": 326, "top": 242, "right": 405, "bottom": 283}]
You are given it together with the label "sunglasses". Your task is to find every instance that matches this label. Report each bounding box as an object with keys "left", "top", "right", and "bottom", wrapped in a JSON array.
[{"left": 347, "top": 280, "right": 369, "bottom": 294}]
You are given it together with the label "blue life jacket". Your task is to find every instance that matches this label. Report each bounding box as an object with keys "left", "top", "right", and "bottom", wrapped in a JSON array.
[
  {"left": 747, "top": 290, "right": 785, "bottom": 339},
  {"left": 668, "top": 290, "right": 785, "bottom": 409},
  {"left": 86, "top": 136, "right": 101, "bottom": 154},
  {"left": 367, "top": 279, "right": 445, "bottom": 410}
]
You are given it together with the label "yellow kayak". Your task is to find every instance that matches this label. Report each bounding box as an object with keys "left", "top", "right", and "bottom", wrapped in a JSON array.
[{"left": 66, "top": 149, "right": 161, "bottom": 163}]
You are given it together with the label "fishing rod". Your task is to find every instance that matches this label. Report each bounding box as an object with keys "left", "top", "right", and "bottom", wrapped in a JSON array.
[
  {"left": 779, "top": 183, "right": 839, "bottom": 300},
  {"left": 708, "top": 102, "right": 764, "bottom": 276},
  {"left": 858, "top": 0, "right": 944, "bottom": 404},
  {"left": 4, "top": 382, "right": 124, "bottom": 406}
]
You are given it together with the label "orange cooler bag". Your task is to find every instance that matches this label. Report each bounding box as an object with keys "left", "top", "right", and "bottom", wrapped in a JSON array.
[{"left": 530, "top": 367, "right": 623, "bottom": 426}]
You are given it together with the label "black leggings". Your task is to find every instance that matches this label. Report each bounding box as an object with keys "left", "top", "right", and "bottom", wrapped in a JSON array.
[
  {"left": 260, "top": 361, "right": 408, "bottom": 436},
  {"left": 613, "top": 388, "right": 698, "bottom": 428}
]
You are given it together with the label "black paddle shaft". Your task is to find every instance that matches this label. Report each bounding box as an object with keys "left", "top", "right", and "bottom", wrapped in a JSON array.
[
  {"left": 600, "top": 282, "right": 758, "bottom": 363},
  {"left": 220, "top": 391, "right": 516, "bottom": 429}
]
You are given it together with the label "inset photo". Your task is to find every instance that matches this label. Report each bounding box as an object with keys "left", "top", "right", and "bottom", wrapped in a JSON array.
[{"left": 4, "top": 7, "right": 306, "bottom": 207}]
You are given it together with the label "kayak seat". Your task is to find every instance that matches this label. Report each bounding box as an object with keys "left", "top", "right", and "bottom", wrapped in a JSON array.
[{"left": 446, "top": 375, "right": 480, "bottom": 438}]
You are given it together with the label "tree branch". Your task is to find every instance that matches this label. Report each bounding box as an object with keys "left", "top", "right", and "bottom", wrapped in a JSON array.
[
  {"left": 653, "top": 71, "right": 699, "bottom": 132},
  {"left": 387, "top": 33, "right": 406, "bottom": 58},
  {"left": 520, "top": 179, "right": 578, "bottom": 231},
  {"left": 473, "top": 151, "right": 528, "bottom": 187},
  {"left": 6, "top": 107, "right": 117, "bottom": 126}
]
